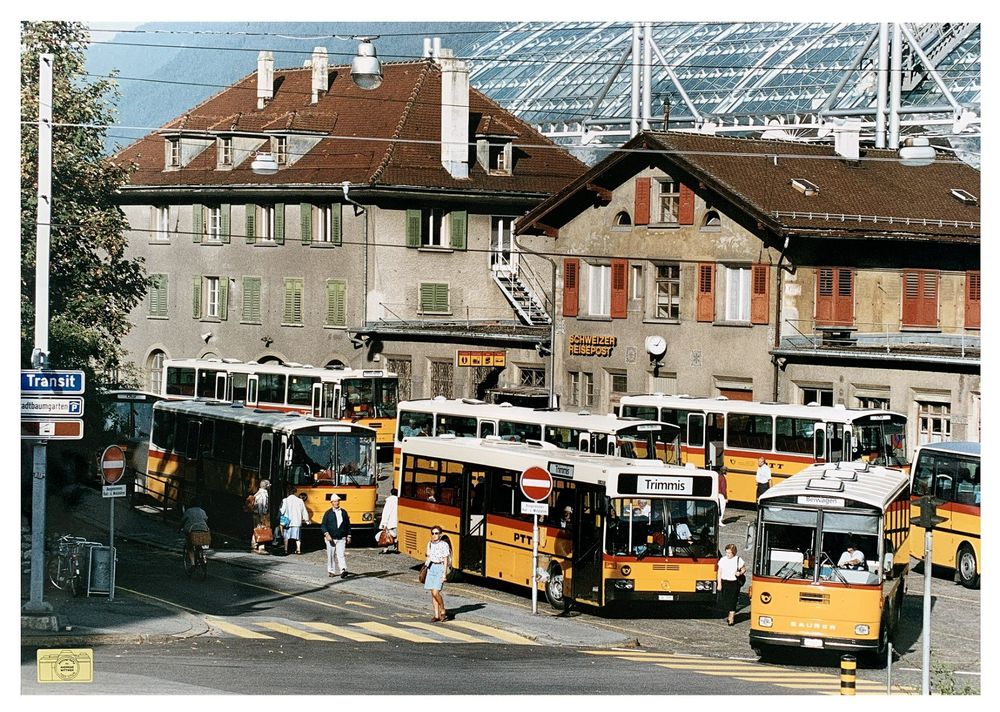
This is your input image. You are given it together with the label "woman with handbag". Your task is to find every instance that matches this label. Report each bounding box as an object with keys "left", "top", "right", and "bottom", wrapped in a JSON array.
[
  {"left": 423, "top": 526, "right": 451, "bottom": 622},
  {"left": 250, "top": 480, "right": 271, "bottom": 554},
  {"left": 717, "top": 543, "right": 747, "bottom": 626}
]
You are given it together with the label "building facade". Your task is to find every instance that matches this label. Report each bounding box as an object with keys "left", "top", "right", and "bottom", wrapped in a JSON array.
[
  {"left": 517, "top": 131, "right": 980, "bottom": 455},
  {"left": 114, "top": 47, "right": 585, "bottom": 401}
]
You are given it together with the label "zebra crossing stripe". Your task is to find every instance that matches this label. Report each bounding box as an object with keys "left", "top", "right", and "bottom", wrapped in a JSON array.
[
  {"left": 353, "top": 621, "right": 440, "bottom": 643},
  {"left": 445, "top": 620, "right": 540, "bottom": 645},
  {"left": 258, "top": 622, "right": 336, "bottom": 641},
  {"left": 301, "top": 622, "right": 383, "bottom": 642},
  {"left": 205, "top": 617, "right": 273, "bottom": 639},
  {"left": 401, "top": 621, "right": 483, "bottom": 643}
]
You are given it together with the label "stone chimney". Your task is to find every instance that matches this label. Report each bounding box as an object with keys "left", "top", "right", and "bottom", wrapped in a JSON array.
[
  {"left": 257, "top": 51, "right": 274, "bottom": 109},
  {"left": 438, "top": 48, "right": 469, "bottom": 179},
  {"left": 310, "top": 47, "right": 329, "bottom": 104},
  {"left": 832, "top": 117, "right": 861, "bottom": 161}
]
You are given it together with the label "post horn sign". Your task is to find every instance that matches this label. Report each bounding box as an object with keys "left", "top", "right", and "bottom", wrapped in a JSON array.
[
  {"left": 519, "top": 466, "right": 553, "bottom": 502},
  {"left": 100, "top": 445, "right": 127, "bottom": 485}
]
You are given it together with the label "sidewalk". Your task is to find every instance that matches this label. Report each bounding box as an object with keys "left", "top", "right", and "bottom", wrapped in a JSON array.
[{"left": 21, "top": 487, "right": 633, "bottom": 649}]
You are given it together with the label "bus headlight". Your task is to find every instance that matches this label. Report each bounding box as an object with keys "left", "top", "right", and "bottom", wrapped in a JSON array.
[
  {"left": 695, "top": 580, "right": 716, "bottom": 592},
  {"left": 613, "top": 579, "right": 634, "bottom": 590},
  {"left": 758, "top": 616, "right": 773, "bottom": 628},
  {"left": 854, "top": 624, "right": 870, "bottom": 636},
  {"left": 362, "top": 512, "right": 373, "bottom": 522}
]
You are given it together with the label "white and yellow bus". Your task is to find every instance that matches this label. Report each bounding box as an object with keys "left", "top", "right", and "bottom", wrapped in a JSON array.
[
  {"left": 749, "top": 462, "right": 911, "bottom": 662},
  {"left": 910, "top": 441, "right": 980, "bottom": 588},
  {"left": 394, "top": 397, "right": 681, "bottom": 483},
  {"left": 162, "top": 358, "right": 399, "bottom": 453},
  {"left": 144, "top": 399, "right": 379, "bottom": 537},
  {"left": 398, "top": 436, "right": 719, "bottom": 611},
  {"left": 619, "top": 394, "right": 908, "bottom": 504}
]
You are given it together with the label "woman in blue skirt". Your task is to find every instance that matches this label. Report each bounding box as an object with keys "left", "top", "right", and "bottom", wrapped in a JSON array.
[{"left": 424, "top": 525, "right": 452, "bottom": 622}]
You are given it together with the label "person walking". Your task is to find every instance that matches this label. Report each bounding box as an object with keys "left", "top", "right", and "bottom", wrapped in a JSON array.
[
  {"left": 717, "top": 543, "right": 747, "bottom": 626},
  {"left": 424, "top": 526, "right": 452, "bottom": 622},
  {"left": 754, "top": 458, "right": 772, "bottom": 502},
  {"left": 717, "top": 466, "right": 728, "bottom": 527},
  {"left": 251, "top": 479, "right": 271, "bottom": 554},
  {"left": 280, "top": 489, "right": 310, "bottom": 555},
  {"left": 378, "top": 488, "right": 399, "bottom": 554},
  {"left": 321, "top": 494, "right": 352, "bottom": 578}
]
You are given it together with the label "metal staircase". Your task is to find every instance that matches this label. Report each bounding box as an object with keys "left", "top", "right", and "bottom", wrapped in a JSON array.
[{"left": 492, "top": 269, "right": 551, "bottom": 326}]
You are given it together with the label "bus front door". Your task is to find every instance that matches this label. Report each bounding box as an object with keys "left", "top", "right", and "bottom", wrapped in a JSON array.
[
  {"left": 571, "top": 485, "right": 603, "bottom": 606},
  {"left": 459, "top": 467, "right": 487, "bottom": 575},
  {"left": 687, "top": 413, "right": 705, "bottom": 467}
]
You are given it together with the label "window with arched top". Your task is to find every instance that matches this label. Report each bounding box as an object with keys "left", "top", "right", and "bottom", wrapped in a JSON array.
[
  {"left": 258, "top": 355, "right": 283, "bottom": 364},
  {"left": 702, "top": 210, "right": 721, "bottom": 229},
  {"left": 614, "top": 210, "right": 632, "bottom": 227},
  {"left": 147, "top": 350, "right": 166, "bottom": 394}
]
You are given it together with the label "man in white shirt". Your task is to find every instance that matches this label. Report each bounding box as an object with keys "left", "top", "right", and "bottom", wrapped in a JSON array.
[
  {"left": 838, "top": 544, "right": 866, "bottom": 570},
  {"left": 378, "top": 488, "right": 399, "bottom": 554},
  {"left": 755, "top": 458, "right": 772, "bottom": 502},
  {"left": 280, "top": 491, "right": 309, "bottom": 555}
]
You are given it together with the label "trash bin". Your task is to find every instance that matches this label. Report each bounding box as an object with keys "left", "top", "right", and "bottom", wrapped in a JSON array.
[{"left": 86, "top": 545, "right": 116, "bottom": 596}]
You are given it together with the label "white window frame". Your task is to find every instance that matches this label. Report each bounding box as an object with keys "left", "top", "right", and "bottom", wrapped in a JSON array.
[
  {"left": 258, "top": 205, "right": 275, "bottom": 241},
  {"left": 630, "top": 264, "right": 643, "bottom": 301},
  {"left": 274, "top": 136, "right": 288, "bottom": 165},
  {"left": 204, "top": 277, "right": 220, "bottom": 319},
  {"left": 657, "top": 178, "right": 679, "bottom": 223},
  {"left": 148, "top": 351, "right": 166, "bottom": 394},
  {"left": 588, "top": 263, "right": 611, "bottom": 317},
  {"left": 206, "top": 205, "right": 222, "bottom": 241},
  {"left": 655, "top": 263, "right": 681, "bottom": 320},
  {"left": 723, "top": 264, "right": 752, "bottom": 322},
  {"left": 567, "top": 371, "right": 581, "bottom": 407},
  {"left": 421, "top": 208, "right": 447, "bottom": 248},
  {"left": 219, "top": 137, "right": 233, "bottom": 166},
  {"left": 582, "top": 372, "right": 596, "bottom": 408},
  {"left": 168, "top": 139, "right": 180, "bottom": 167},
  {"left": 917, "top": 401, "right": 952, "bottom": 445},
  {"left": 317, "top": 204, "right": 334, "bottom": 243},
  {"left": 609, "top": 370, "right": 628, "bottom": 395},
  {"left": 153, "top": 205, "right": 170, "bottom": 241}
]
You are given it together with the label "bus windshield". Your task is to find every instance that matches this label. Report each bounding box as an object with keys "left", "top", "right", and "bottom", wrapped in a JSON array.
[
  {"left": 616, "top": 425, "right": 681, "bottom": 465},
  {"left": 104, "top": 398, "right": 156, "bottom": 441},
  {"left": 606, "top": 498, "right": 718, "bottom": 558},
  {"left": 290, "top": 432, "right": 375, "bottom": 486},
  {"left": 854, "top": 417, "right": 907, "bottom": 466},
  {"left": 343, "top": 378, "right": 399, "bottom": 419}
]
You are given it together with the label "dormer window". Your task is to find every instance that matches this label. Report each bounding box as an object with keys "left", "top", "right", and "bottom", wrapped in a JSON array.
[
  {"left": 476, "top": 135, "right": 514, "bottom": 176},
  {"left": 489, "top": 142, "right": 509, "bottom": 173},
  {"left": 950, "top": 188, "right": 978, "bottom": 205},
  {"left": 791, "top": 178, "right": 820, "bottom": 196},
  {"left": 219, "top": 137, "right": 233, "bottom": 167},
  {"left": 167, "top": 138, "right": 180, "bottom": 168},
  {"left": 273, "top": 136, "right": 288, "bottom": 165}
]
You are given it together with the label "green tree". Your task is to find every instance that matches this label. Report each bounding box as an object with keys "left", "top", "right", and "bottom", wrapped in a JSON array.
[{"left": 21, "top": 21, "right": 147, "bottom": 381}]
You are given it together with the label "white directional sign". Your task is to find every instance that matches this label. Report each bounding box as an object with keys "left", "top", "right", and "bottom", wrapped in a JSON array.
[
  {"left": 520, "top": 501, "right": 548, "bottom": 516},
  {"left": 21, "top": 419, "right": 84, "bottom": 440},
  {"left": 21, "top": 370, "right": 85, "bottom": 395},
  {"left": 21, "top": 396, "right": 84, "bottom": 417},
  {"left": 102, "top": 485, "right": 127, "bottom": 498}
]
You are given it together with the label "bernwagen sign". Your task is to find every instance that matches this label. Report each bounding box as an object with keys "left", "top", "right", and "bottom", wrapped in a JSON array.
[{"left": 568, "top": 334, "right": 618, "bottom": 357}]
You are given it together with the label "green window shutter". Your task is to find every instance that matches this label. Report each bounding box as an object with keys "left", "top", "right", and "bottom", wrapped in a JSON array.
[
  {"left": 450, "top": 210, "right": 467, "bottom": 250},
  {"left": 300, "top": 203, "right": 312, "bottom": 245},
  {"left": 242, "top": 277, "right": 261, "bottom": 322},
  {"left": 419, "top": 283, "right": 434, "bottom": 312},
  {"left": 219, "top": 278, "right": 229, "bottom": 321},
  {"left": 192, "top": 276, "right": 202, "bottom": 318},
  {"left": 406, "top": 209, "right": 421, "bottom": 248},
  {"left": 434, "top": 283, "right": 449, "bottom": 313},
  {"left": 284, "top": 278, "right": 303, "bottom": 324},
  {"left": 420, "top": 282, "right": 449, "bottom": 313},
  {"left": 156, "top": 274, "right": 169, "bottom": 317},
  {"left": 192, "top": 204, "right": 203, "bottom": 243},
  {"left": 332, "top": 203, "right": 342, "bottom": 246},
  {"left": 274, "top": 203, "right": 285, "bottom": 244},
  {"left": 245, "top": 203, "right": 256, "bottom": 243},
  {"left": 326, "top": 279, "right": 347, "bottom": 326},
  {"left": 221, "top": 204, "right": 231, "bottom": 243}
]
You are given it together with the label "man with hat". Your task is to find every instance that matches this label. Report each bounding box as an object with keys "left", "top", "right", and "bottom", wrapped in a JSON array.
[{"left": 321, "top": 494, "right": 352, "bottom": 578}]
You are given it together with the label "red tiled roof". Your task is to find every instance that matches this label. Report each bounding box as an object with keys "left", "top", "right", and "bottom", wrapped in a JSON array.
[{"left": 114, "top": 59, "right": 586, "bottom": 195}]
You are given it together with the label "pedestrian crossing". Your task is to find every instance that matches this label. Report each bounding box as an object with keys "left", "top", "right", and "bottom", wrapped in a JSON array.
[
  {"left": 583, "top": 650, "right": 916, "bottom": 695},
  {"left": 204, "top": 616, "right": 539, "bottom": 645}
]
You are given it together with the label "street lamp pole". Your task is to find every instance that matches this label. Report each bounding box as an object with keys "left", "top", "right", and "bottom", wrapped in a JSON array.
[{"left": 24, "top": 53, "right": 54, "bottom": 616}]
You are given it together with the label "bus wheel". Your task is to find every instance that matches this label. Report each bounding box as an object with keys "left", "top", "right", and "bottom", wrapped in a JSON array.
[
  {"left": 544, "top": 565, "right": 569, "bottom": 611},
  {"left": 956, "top": 545, "right": 980, "bottom": 589},
  {"left": 870, "top": 616, "right": 891, "bottom": 668}
]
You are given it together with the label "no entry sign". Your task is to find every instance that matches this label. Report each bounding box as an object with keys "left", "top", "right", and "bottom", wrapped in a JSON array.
[
  {"left": 519, "top": 466, "right": 553, "bottom": 502},
  {"left": 101, "top": 445, "right": 126, "bottom": 485}
]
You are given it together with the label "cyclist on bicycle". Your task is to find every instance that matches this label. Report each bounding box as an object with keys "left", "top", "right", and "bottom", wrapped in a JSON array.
[{"left": 180, "top": 499, "right": 211, "bottom": 568}]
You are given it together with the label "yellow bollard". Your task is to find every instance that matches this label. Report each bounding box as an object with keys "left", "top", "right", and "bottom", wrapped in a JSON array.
[{"left": 840, "top": 654, "right": 857, "bottom": 696}]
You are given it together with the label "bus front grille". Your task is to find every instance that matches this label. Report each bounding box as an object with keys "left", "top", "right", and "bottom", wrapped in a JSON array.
[
  {"left": 404, "top": 530, "right": 417, "bottom": 551},
  {"left": 799, "top": 592, "right": 831, "bottom": 604},
  {"left": 653, "top": 564, "right": 681, "bottom": 571}
]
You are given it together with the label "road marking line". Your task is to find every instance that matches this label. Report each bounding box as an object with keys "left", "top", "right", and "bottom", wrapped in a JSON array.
[
  {"left": 344, "top": 600, "right": 375, "bottom": 609},
  {"left": 205, "top": 617, "right": 273, "bottom": 639},
  {"left": 118, "top": 586, "right": 207, "bottom": 616},
  {"left": 258, "top": 622, "right": 336, "bottom": 641},
  {"left": 302, "top": 622, "right": 383, "bottom": 642},
  {"left": 401, "top": 622, "right": 483, "bottom": 643},
  {"left": 445, "top": 620, "right": 540, "bottom": 645},
  {"left": 209, "top": 573, "right": 389, "bottom": 620},
  {"left": 353, "top": 621, "right": 440, "bottom": 643}
]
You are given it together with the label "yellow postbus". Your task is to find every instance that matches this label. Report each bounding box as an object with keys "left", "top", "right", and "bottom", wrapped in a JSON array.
[
  {"left": 398, "top": 436, "right": 719, "bottom": 611},
  {"left": 910, "top": 441, "right": 980, "bottom": 588},
  {"left": 749, "top": 462, "right": 911, "bottom": 662},
  {"left": 144, "top": 399, "right": 379, "bottom": 537},
  {"left": 394, "top": 397, "right": 681, "bottom": 485},
  {"left": 620, "top": 394, "right": 908, "bottom": 504}
]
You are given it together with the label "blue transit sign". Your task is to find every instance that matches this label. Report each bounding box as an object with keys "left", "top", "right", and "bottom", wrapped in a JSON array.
[{"left": 21, "top": 370, "right": 86, "bottom": 395}]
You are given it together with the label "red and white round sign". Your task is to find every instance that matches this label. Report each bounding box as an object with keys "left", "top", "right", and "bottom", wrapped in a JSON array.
[
  {"left": 519, "top": 466, "right": 553, "bottom": 502},
  {"left": 101, "top": 445, "right": 126, "bottom": 485}
]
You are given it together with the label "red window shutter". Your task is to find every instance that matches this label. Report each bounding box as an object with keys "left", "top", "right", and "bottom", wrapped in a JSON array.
[
  {"left": 901, "top": 271, "right": 920, "bottom": 327},
  {"left": 965, "top": 271, "right": 981, "bottom": 329},
  {"left": 563, "top": 258, "right": 580, "bottom": 318},
  {"left": 678, "top": 183, "right": 695, "bottom": 225},
  {"left": 902, "top": 270, "right": 938, "bottom": 328},
  {"left": 634, "top": 177, "right": 650, "bottom": 225},
  {"left": 610, "top": 259, "right": 628, "bottom": 318},
  {"left": 921, "top": 270, "right": 939, "bottom": 328},
  {"left": 696, "top": 263, "right": 715, "bottom": 322},
  {"left": 815, "top": 268, "right": 834, "bottom": 325},
  {"left": 750, "top": 263, "right": 770, "bottom": 324},
  {"left": 834, "top": 268, "right": 855, "bottom": 326}
]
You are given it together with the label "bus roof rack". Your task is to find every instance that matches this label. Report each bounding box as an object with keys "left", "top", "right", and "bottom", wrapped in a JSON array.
[{"left": 806, "top": 478, "right": 845, "bottom": 492}]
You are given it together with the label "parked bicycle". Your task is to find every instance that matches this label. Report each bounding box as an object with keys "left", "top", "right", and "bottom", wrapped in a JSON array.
[
  {"left": 47, "top": 535, "right": 99, "bottom": 597},
  {"left": 183, "top": 531, "right": 210, "bottom": 580}
]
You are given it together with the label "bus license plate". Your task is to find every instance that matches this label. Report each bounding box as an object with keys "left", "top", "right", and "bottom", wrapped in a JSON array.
[
  {"left": 658, "top": 594, "right": 675, "bottom": 601},
  {"left": 802, "top": 638, "right": 824, "bottom": 649}
]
